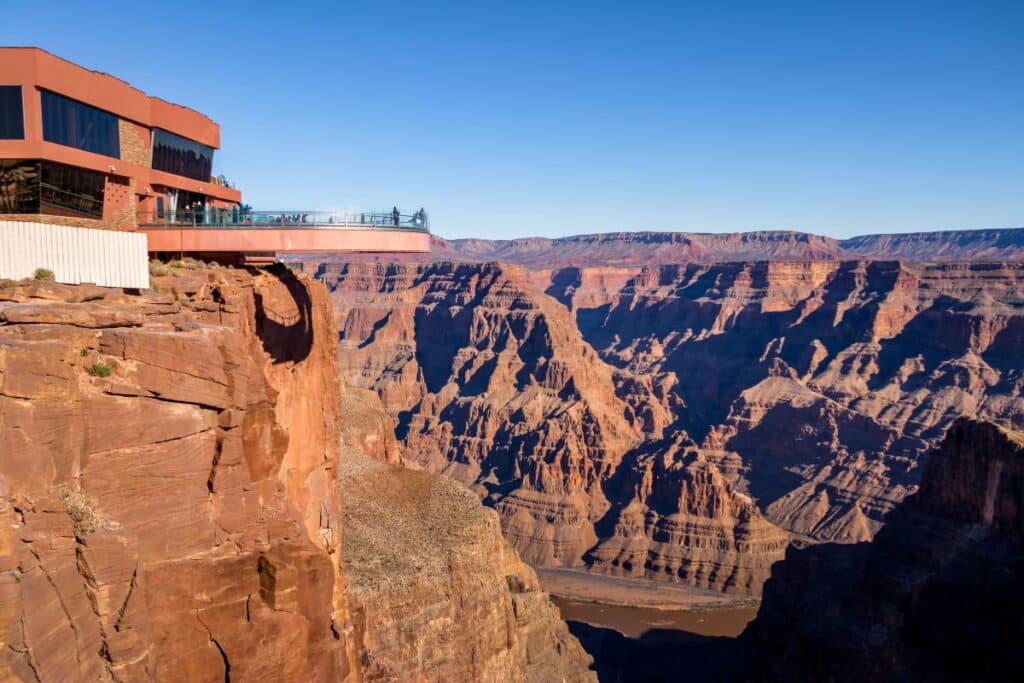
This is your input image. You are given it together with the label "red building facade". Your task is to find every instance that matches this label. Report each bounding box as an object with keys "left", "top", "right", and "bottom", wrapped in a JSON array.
[{"left": 0, "top": 47, "right": 241, "bottom": 231}]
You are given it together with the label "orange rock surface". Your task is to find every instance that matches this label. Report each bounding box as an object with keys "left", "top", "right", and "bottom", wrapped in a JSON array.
[{"left": 0, "top": 266, "right": 357, "bottom": 681}]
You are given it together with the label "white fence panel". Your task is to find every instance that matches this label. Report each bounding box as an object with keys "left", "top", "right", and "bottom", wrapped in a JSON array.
[{"left": 0, "top": 220, "right": 149, "bottom": 289}]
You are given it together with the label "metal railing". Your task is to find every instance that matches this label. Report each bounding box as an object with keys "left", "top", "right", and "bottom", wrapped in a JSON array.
[{"left": 137, "top": 209, "right": 430, "bottom": 232}]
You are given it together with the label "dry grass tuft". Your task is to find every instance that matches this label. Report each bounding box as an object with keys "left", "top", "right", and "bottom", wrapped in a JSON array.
[{"left": 55, "top": 484, "right": 107, "bottom": 535}]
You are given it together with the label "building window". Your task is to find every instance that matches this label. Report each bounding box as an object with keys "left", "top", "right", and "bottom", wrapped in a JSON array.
[
  {"left": 0, "top": 160, "right": 40, "bottom": 213},
  {"left": 0, "top": 86, "right": 24, "bottom": 139},
  {"left": 41, "top": 90, "right": 120, "bottom": 158},
  {"left": 40, "top": 162, "right": 105, "bottom": 218},
  {"left": 152, "top": 129, "right": 213, "bottom": 181}
]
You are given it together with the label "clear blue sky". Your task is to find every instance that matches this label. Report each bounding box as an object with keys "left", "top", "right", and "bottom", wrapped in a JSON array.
[{"left": 3, "top": 1, "right": 1021, "bottom": 239}]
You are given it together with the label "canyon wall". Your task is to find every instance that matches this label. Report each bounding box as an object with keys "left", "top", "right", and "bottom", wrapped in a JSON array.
[
  {"left": 0, "top": 265, "right": 357, "bottom": 681},
  {"left": 322, "top": 262, "right": 792, "bottom": 595},
  {"left": 552, "top": 260, "right": 1024, "bottom": 542},
  {"left": 739, "top": 418, "right": 1024, "bottom": 682},
  {"left": 318, "top": 259, "right": 1024, "bottom": 595},
  {"left": 339, "top": 444, "right": 595, "bottom": 682}
]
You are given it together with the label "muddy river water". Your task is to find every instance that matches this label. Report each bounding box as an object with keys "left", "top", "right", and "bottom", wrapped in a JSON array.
[
  {"left": 537, "top": 568, "right": 759, "bottom": 638},
  {"left": 551, "top": 596, "right": 758, "bottom": 638}
]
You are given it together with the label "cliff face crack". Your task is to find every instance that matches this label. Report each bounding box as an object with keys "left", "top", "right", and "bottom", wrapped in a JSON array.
[
  {"left": 73, "top": 541, "right": 113, "bottom": 674},
  {"left": 32, "top": 549, "right": 84, "bottom": 668},
  {"left": 113, "top": 566, "right": 140, "bottom": 633},
  {"left": 207, "top": 432, "right": 224, "bottom": 493},
  {"left": 196, "top": 610, "right": 231, "bottom": 682},
  {"left": 212, "top": 638, "right": 231, "bottom": 683},
  {"left": 15, "top": 612, "right": 44, "bottom": 683},
  {"left": 86, "top": 428, "right": 218, "bottom": 459}
]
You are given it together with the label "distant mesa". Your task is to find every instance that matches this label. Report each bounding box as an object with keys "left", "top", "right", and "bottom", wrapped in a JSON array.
[{"left": 314, "top": 227, "right": 1024, "bottom": 268}]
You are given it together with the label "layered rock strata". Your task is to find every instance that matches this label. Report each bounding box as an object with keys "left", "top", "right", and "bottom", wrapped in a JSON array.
[
  {"left": 318, "top": 258, "right": 1024, "bottom": 596},
  {"left": 0, "top": 265, "right": 357, "bottom": 680},
  {"left": 585, "top": 433, "right": 790, "bottom": 595}
]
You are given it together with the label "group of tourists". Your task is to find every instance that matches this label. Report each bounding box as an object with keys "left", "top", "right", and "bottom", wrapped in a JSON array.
[{"left": 391, "top": 206, "right": 428, "bottom": 228}]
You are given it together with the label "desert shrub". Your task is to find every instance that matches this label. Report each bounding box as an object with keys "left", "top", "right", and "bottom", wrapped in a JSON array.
[
  {"left": 149, "top": 260, "right": 170, "bottom": 277},
  {"left": 0, "top": 279, "right": 14, "bottom": 291},
  {"left": 87, "top": 361, "right": 112, "bottom": 377},
  {"left": 168, "top": 258, "right": 205, "bottom": 270},
  {"left": 32, "top": 268, "right": 55, "bottom": 281},
  {"left": 79, "top": 348, "right": 90, "bottom": 357},
  {"left": 55, "top": 485, "right": 106, "bottom": 535}
]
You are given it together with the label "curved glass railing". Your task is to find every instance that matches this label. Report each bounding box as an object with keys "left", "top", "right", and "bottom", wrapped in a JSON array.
[{"left": 138, "top": 209, "right": 430, "bottom": 232}]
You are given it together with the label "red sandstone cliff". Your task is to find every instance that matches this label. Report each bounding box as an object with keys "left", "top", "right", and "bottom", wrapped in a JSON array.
[
  {"left": 0, "top": 264, "right": 598, "bottom": 682},
  {"left": 0, "top": 265, "right": 356, "bottom": 680}
]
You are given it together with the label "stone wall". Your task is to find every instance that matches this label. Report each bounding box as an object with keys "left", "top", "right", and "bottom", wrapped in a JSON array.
[
  {"left": 118, "top": 119, "right": 151, "bottom": 168},
  {"left": 0, "top": 213, "right": 117, "bottom": 231},
  {"left": 102, "top": 175, "right": 137, "bottom": 230}
]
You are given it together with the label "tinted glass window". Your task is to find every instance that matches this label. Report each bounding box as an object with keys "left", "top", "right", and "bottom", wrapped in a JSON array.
[
  {"left": 152, "top": 129, "right": 213, "bottom": 181},
  {"left": 41, "top": 90, "right": 120, "bottom": 158},
  {"left": 0, "top": 160, "right": 40, "bottom": 213},
  {"left": 0, "top": 86, "right": 24, "bottom": 139},
  {"left": 40, "top": 161, "right": 105, "bottom": 218}
]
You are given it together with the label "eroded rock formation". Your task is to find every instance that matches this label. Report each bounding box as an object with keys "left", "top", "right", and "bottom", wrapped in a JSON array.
[
  {"left": 0, "top": 265, "right": 356, "bottom": 680},
  {"left": 0, "top": 264, "right": 602, "bottom": 682},
  {"left": 322, "top": 262, "right": 790, "bottom": 594},
  {"left": 555, "top": 260, "right": 1024, "bottom": 542}
]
